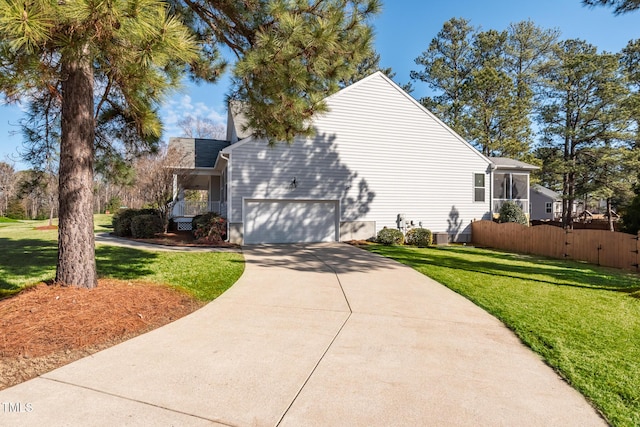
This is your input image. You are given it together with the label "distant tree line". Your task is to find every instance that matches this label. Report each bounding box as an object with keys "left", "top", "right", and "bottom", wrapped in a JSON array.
[{"left": 410, "top": 17, "right": 640, "bottom": 231}]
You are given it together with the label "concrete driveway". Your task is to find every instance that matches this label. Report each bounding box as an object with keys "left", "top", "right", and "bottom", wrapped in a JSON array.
[{"left": 0, "top": 243, "right": 605, "bottom": 426}]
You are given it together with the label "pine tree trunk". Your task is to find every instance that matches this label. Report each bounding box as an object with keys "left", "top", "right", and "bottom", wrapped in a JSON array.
[
  {"left": 607, "top": 198, "right": 614, "bottom": 232},
  {"left": 55, "top": 52, "right": 97, "bottom": 288}
]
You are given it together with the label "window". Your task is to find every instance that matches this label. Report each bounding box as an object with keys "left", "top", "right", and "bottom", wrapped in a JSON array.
[
  {"left": 545, "top": 202, "right": 552, "bottom": 214},
  {"left": 493, "top": 173, "right": 527, "bottom": 200},
  {"left": 474, "top": 173, "right": 485, "bottom": 202}
]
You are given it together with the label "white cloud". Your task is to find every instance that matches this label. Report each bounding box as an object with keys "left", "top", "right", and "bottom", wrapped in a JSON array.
[
  {"left": 161, "top": 93, "right": 227, "bottom": 139},
  {"left": 180, "top": 95, "right": 195, "bottom": 111}
]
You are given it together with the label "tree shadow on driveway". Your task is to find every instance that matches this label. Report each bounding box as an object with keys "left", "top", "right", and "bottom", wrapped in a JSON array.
[{"left": 241, "top": 243, "right": 397, "bottom": 275}]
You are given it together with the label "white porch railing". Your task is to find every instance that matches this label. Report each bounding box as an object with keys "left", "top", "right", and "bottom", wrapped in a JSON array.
[{"left": 172, "top": 201, "right": 221, "bottom": 217}]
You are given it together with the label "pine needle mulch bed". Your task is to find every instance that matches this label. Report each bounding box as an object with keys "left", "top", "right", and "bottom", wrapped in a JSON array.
[{"left": 0, "top": 279, "right": 204, "bottom": 391}]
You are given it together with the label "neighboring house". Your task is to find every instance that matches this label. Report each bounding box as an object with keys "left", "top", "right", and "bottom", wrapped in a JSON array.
[
  {"left": 530, "top": 184, "right": 563, "bottom": 221},
  {"left": 169, "top": 72, "right": 537, "bottom": 244}
]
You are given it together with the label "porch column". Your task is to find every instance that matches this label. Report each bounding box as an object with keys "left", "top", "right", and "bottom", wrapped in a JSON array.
[{"left": 172, "top": 174, "right": 178, "bottom": 201}]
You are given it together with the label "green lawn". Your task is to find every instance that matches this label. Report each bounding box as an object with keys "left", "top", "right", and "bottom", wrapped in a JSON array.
[
  {"left": 366, "top": 244, "right": 640, "bottom": 427},
  {"left": 0, "top": 215, "right": 244, "bottom": 301}
]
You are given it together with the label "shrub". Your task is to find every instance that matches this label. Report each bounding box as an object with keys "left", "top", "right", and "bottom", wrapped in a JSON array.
[
  {"left": 105, "top": 197, "right": 122, "bottom": 214},
  {"left": 405, "top": 228, "right": 432, "bottom": 247},
  {"left": 5, "top": 198, "right": 26, "bottom": 220},
  {"left": 498, "top": 201, "right": 528, "bottom": 225},
  {"left": 621, "top": 185, "right": 640, "bottom": 235},
  {"left": 112, "top": 208, "right": 158, "bottom": 237},
  {"left": 377, "top": 227, "right": 404, "bottom": 245},
  {"left": 192, "top": 212, "right": 227, "bottom": 243},
  {"left": 130, "top": 214, "right": 164, "bottom": 238}
]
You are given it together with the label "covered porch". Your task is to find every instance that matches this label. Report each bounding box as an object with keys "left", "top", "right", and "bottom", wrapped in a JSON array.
[
  {"left": 171, "top": 171, "right": 225, "bottom": 230},
  {"left": 490, "top": 157, "right": 538, "bottom": 220},
  {"left": 492, "top": 173, "right": 530, "bottom": 218}
]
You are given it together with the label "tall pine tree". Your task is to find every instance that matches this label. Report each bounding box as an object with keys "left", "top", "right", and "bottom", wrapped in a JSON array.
[
  {"left": 537, "top": 40, "right": 627, "bottom": 228},
  {"left": 411, "top": 17, "right": 476, "bottom": 136},
  {"left": 0, "top": 0, "right": 200, "bottom": 287}
]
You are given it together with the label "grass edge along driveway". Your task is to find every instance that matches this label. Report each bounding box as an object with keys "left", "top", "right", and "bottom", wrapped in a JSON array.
[
  {"left": 366, "top": 244, "right": 640, "bottom": 427},
  {"left": 0, "top": 215, "right": 244, "bottom": 302}
]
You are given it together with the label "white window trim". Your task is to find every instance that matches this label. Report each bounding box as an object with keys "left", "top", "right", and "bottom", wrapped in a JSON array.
[
  {"left": 473, "top": 173, "right": 486, "bottom": 203},
  {"left": 545, "top": 202, "right": 553, "bottom": 214}
]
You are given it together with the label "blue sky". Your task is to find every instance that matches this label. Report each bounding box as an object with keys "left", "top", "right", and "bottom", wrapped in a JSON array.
[{"left": 1, "top": 0, "right": 639, "bottom": 169}]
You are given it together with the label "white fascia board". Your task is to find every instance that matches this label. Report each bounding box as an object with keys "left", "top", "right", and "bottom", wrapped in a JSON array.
[{"left": 221, "top": 135, "right": 258, "bottom": 153}]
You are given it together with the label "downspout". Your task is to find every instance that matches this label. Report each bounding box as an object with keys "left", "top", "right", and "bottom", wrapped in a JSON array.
[
  {"left": 526, "top": 173, "right": 531, "bottom": 221},
  {"left": 220, "top": 153, "right": 231, "bottom": 242}
]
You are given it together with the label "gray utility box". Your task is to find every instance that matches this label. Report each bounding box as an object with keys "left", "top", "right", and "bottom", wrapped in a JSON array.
[{"left": 433, "top": 232, "right": 449, "bottom": 245}]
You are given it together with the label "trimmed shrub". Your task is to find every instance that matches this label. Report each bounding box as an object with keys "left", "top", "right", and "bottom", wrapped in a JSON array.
[
  {"left": 405, "top": 228, "right": 432, "bottom": 247},
  {"left": 377, "top": 227, "right": 404, "bottom": 245},
  {"left": 192, "top": 212, "right": 227, "bottom": 243},
  {"left": 112, "top": 208, "right": 158, "bottom": 237},
  {"left": 498, "top": 201, "right": 528, "bottom": 225},
  {"left": 131, "top": 214, "right": 164, "bottom": 238}
]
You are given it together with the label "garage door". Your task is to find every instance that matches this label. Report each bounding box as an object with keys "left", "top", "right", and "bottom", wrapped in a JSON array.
[{"left": 244, "top": 200, "right": 338, "bottom": 244}]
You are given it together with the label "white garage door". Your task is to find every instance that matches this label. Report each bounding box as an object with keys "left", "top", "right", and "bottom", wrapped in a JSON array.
[{"left": 244, "top": 200, "right": 338, "bottom": 244}]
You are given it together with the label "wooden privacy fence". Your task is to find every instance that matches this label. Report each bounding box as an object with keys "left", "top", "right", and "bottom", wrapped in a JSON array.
[{"left": 471, "top": 220, "right": 640, "bottom": 272}]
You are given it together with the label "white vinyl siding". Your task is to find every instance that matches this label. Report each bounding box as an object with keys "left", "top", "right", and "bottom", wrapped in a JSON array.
[
  {"left": 227, "top": 73, "right": 493, "bottom": 241},
  {"left": 228, "top": 138, "right": 351, "bottom": 223}
]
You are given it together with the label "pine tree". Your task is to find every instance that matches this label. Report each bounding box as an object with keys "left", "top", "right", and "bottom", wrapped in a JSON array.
[
  {"left": 411, "top": 17, "right": 476, "bottom": 136},
  {"left": 412, "top": 19, "right": 558, "bottom": 159},
  {"left": 621, "top": 39, "right": 640, "bottom": 148},
  {"left": 505, "top": 21, "right": 559, "bottom": 157},
  {"left": 580, "top": 144, "right": 637, "bottom": 230},
  {"left": 537, "top": 39, "right": 628, "bottom": 228},
  {"left": 182, "top": 0, "right": 380, "bottom": 143},
  {"left": 0, "top": 0, "right": 200, "bottom": 287},
  {"left": 463, "top": 29, "right": 527, "bottom": 157},
  {"left": 583, "top": 0, "right": 640, "bottom": 14}
]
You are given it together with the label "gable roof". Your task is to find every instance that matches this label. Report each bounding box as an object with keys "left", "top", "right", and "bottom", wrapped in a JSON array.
[
  {"left": 223, "top": 71, "right": 492, "bottom": 167},
  {"left": 490, "top": 157, "right": 539, "bottom": 171},
  {"left": 531, "top": 184, "right": 561, "bottom": 200},
  {"left": 168, "top": 137, "right": 230, "bottom": 169}
]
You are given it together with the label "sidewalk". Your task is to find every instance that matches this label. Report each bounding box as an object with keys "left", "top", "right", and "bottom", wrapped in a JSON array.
[{"left": 94, "top": 232, "right": 241, "bottom": 252}]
